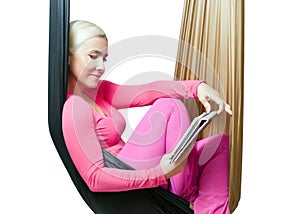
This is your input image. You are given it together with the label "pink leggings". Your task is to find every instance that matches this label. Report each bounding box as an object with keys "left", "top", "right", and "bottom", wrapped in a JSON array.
[{"left": 117, "top": 98, "right": 230, "bottom": 214}]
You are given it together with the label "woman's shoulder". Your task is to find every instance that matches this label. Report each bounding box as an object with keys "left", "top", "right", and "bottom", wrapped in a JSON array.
[{"left": 63, "top": 94, "right": 93, "bottom": 115}]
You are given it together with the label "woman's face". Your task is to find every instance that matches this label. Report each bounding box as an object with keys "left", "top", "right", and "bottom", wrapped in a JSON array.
[{"left": 69, "top": 36, "right": 108, "bottom": 91}]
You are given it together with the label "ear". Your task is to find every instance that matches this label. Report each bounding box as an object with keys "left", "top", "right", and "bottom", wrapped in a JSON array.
[{"left": 68, "top": 55, "right": 70, "bottom": 65}]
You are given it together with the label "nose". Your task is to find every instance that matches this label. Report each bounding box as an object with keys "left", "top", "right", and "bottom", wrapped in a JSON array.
[{"left": 96, "top": 57, "right": 105, "bottom": 71}]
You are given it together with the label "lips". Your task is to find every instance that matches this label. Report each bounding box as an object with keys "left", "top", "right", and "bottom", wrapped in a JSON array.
[{"left": 90, "top": 73, "right": 103, "bottom": 79}]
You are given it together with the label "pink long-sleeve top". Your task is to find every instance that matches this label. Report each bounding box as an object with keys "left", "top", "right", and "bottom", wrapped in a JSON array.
[{"left": 62, "top": 80, "right": 202, "bottom": 192}]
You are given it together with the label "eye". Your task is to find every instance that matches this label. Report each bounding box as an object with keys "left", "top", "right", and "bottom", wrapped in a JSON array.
[
  {"left": 89, "top": 54, "right": 98, "bottom": 60},
  {"left": 103, "top": 57, "right": 107, "bottom": 62}
]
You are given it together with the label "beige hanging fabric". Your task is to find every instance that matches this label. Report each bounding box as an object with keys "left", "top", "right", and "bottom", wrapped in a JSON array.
[{"left": 174, "top": 0, "right": 244, "bottom": 212}]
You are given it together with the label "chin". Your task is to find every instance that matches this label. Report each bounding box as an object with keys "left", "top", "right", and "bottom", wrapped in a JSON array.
[
  {"left": 87, "top": 84, "right": 98, "bottom": 89},
  {"left": 87, "top": 81, "right": 100, "bottom": 89}
]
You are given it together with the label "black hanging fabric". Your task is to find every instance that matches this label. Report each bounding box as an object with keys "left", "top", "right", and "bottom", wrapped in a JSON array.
[{"left": 48, "top": 0, "right": 193, "bottom": 213}]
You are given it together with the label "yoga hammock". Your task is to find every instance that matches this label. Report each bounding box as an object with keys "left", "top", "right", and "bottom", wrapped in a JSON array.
[
  {"left": 48, "top": 0, "right": 193, "bottom": 213},
  {"left": 174, "top": 1, "right": 244, "bottom": 211}
]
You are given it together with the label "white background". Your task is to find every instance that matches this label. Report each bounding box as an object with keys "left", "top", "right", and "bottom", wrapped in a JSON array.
[{"left": 1, "top": 0, "right": 300, "bottom": 213}]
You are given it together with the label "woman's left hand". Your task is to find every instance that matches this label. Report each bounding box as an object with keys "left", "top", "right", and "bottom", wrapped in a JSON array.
[{"left": 197, "top": 83, "right": 233, "bottom": 116}]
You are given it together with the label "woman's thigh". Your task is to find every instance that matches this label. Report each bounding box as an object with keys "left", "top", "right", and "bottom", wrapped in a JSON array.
[{"left": 117, "top": 98, "right": 190, "bottom": 170}]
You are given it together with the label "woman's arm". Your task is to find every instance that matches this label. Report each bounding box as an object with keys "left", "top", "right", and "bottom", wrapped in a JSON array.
[
  {"left": 100, "top": 80, "right": 203, "bottom": 109},
  {"left": 62, "top": 96, "right": 168, "bottom": 192}
]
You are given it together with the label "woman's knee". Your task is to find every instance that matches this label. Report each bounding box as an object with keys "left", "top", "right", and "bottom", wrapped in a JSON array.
[
  {"left": 152, "top": 98, "right": 191, "bottom": 145},
  {"left": 211, "top": 134, "right": 229, "bottom": 151},
  {"left": 197, "top": 134, "right": 229, "bottom": 166},
  {"left": 153, "top": 98, "right": 189, "bottom": 116}
]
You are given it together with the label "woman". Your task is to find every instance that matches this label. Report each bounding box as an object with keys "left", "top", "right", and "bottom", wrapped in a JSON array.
[{"left": 62, "top": 20, "right": 232, "bottom": 213}]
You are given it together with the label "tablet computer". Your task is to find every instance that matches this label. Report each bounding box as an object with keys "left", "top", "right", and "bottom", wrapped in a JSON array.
[{"left": 169, "top": 111, "right": 217, "bottom": 163}]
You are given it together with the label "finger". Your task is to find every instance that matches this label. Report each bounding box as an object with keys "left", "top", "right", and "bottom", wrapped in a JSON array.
[
  {"left": 201, "top": 99, "right": 211, "bottom": 113},
  {"left": 225, "top": 104, "right": 233, "bottom": 116},
  {"left": 217, "top": 103, "right": 225, "bottom": 115}
]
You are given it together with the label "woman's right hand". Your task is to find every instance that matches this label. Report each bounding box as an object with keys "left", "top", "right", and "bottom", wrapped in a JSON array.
[{"left": 159, "top": 153, "right": 188, "bottom": 179}]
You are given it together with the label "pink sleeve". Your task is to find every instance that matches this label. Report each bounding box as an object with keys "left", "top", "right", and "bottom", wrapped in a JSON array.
[
  {"left": 101, "top": 80, "right": 203, "bottom": 109},
  {"left": 62, "top": 96, "right": 168, "bottom": 192}
]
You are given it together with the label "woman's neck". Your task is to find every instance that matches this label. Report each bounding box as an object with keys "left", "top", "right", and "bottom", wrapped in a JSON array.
[
  {"left": 68, "top": 84, "right": 84, "bottom": 96},
  {"left": 67, "top": 75, "right": 85, "bottom": 96}
]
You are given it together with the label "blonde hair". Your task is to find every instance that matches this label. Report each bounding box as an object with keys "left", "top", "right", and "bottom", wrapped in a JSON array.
[{"left": 69, "top": 20, "right": 107, "bottom": 53}]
